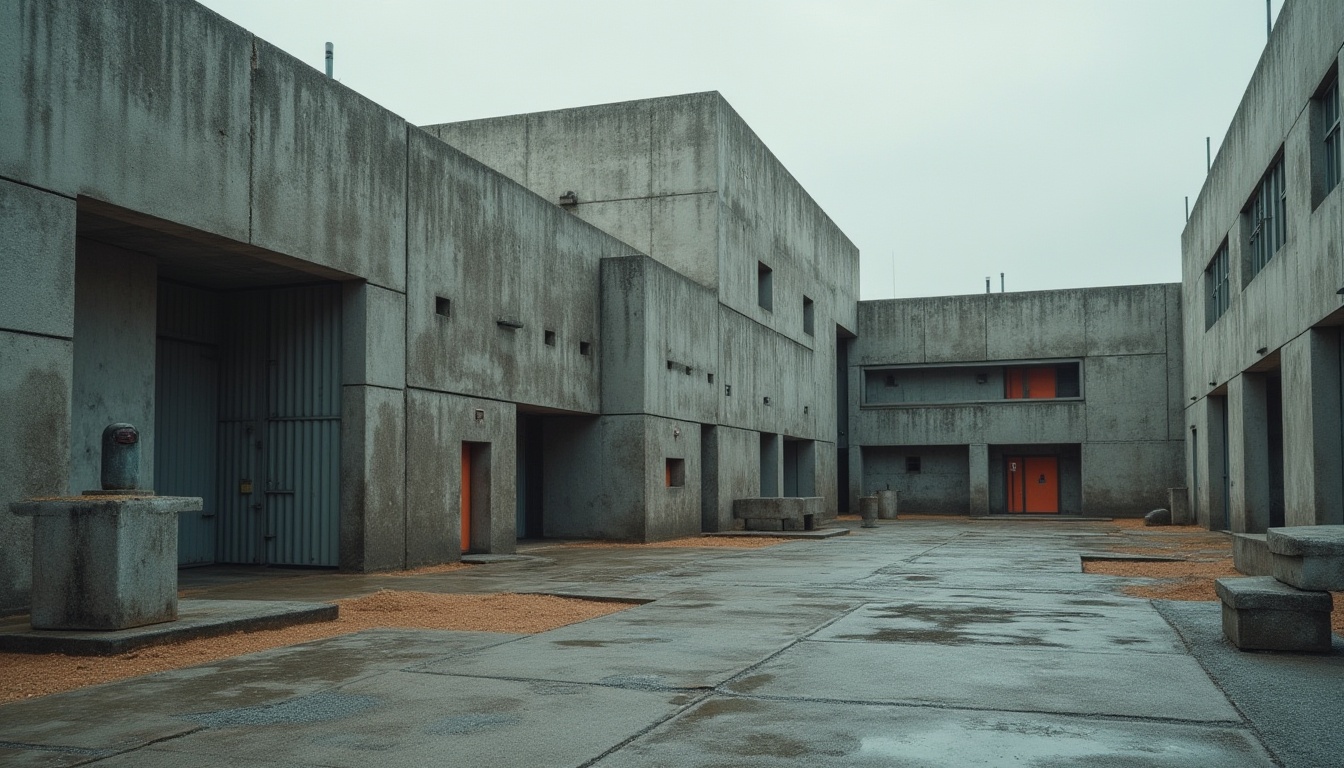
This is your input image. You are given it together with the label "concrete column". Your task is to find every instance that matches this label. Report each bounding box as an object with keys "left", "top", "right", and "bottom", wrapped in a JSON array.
[
  {"left": 968, "top": 443, "right": 990, "bottom": 516},
  {"left": 1281, "top": 328, "right": 1344, "bottom": 526},
  {"left": 1227, "top": 374, "right": 1271, "bottom": 533},
  {"left": 340, "top": 282, "right": 408, "bottom": 571},
  {"left": 0, "top": 181, "right": 76, "bottom": 614}
]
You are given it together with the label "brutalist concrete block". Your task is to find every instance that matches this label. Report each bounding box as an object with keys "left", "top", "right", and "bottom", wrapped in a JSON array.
[
  {"left": 1168, "top": 487, "right": 1191, "bottom": 525},
  {"left": 1267, "top": 526, "right": 1344, "bottom": 591},
  {"left": 1215, "top": 577, "right": 1332, "bottom": 653},
  {"left": 12, "top": 495, "right": 202, "bottom": 630},
  {"left": 877, "top": 490, "right": 898, "bottom": 520},
  {"left": 1232, "top": 533, "right": 1272, "bottom": 576}
]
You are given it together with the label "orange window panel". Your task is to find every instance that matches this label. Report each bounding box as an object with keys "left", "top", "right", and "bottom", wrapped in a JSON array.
[{"left": 1026, "top": 367, "right": 1056, "bottom": 399}]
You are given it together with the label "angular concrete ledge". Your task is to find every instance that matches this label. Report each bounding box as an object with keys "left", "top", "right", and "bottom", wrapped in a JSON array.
[
  {"left": 0, "top": 599, "right": 337, "bottom": 656},
  {"left": 1232, "top": 533, "right": 1272, "bottom": 576},
  {"left": 705, "top": 528, "right": 848, "bottom": 539},
  {"left": 1267, "top": 526, "right": 1344, "bottom": 591},
  {"left": 1215, "top": 577, "right": 1333, "bottom": 653}
]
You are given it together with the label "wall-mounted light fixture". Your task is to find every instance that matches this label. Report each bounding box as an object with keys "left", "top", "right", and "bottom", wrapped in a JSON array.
[
  {"left": 496, "top": 319, "right": 524, "bottom": 330},
  {"left": 558, "top": 191, "right": 578, "bottom": 207},
  {"left": 673, "top": 427, "right": 681, "bottom": 440},
  {"left": 1255, "top": 346, "right": 1268, "bottom": 355},
  {"left": 763, "top": 396, "right": 771, "bottom": 406},
  {"left": 474, "top": 409, "right": 485, "bottom": 422}
]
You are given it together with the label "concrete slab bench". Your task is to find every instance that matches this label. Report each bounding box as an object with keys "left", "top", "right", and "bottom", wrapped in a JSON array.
[
  {"left": 1232, "top": 533, "right": 1272, "bottom": 576},
  {"left": 1215, "top": 576, "right": 1333, "bottom": 653},
  {"left": 733, "top": 497, "right": 823, "bottom": 532},
  {"left": 1267, "top": 525, "right": 1344, "bottom": 591}
]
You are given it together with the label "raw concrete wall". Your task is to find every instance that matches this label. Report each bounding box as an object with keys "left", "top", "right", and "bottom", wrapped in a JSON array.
[
  {"left": 404, "top": 390, "right": 516, "bottom": 565},
  {"left": 70, "top": 241, "right": 157, "bottom": 493},
  {"left": 853, "top": 284, "right": 1184, "bottom": 517},
  {"left": 1182, "top": 2, "right": 1344, "bottom": 531},
  {"left": 702, "top": 426, "right": 760, "bottom": 532},
  {"left": 862, "top": 446, "right": 970, "bottom": 515}
]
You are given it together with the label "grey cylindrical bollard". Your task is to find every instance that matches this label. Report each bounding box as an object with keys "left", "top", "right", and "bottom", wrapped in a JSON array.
[
  {"left": 859, "top": 495, "right": 879, "bottom": 528},
  {"left": 877, "top": 489, "right": 898, "bottom": 520},
  {"left": 101, "top": 423, "right": 140, "bottom": 491}
]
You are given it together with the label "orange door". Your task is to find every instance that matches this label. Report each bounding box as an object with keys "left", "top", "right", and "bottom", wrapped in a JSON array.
[
  {"left": 460, "top": 445, "right": 471, "bottom": 552},
  {"left": 1006, "top": 456, "right": 1059, "bottom": 513},
  {"left": 1026, "top": 368, "right": 1056, "bottom": 399},
  {"left": 1005, "top": 369, "right": 1025, "bottom": 399}
]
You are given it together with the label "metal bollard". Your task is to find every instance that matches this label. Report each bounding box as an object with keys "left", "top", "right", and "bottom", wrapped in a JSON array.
[{"left": 101, "top": 423, "right": 140, "bottom": 491}]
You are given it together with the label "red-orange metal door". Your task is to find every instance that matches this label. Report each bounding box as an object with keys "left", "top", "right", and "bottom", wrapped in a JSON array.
[
  {"left": 1023, "top": 456, "right": 1059, "bottom": 513},
  {"left": 461, "top": 445, "right": 471, "bottom": 552},
  {"left": 1026, "top": 368, "right": 1056, "bottom": 399}
]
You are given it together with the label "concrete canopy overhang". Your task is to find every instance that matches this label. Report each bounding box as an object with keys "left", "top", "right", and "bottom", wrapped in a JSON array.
[{"left": 76, "top": 198, "right": 356, "bottom": 290}]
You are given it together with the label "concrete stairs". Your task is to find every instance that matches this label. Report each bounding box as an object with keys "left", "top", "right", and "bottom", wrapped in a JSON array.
[{"left": 1216, "top": 526, "right": 1342, "bottom": 653}]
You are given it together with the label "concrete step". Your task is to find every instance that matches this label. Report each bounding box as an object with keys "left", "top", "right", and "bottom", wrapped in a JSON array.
[
  {"left": 1267, "top": 525, "right": 1344, "bottom": 591},
  {"left": 1232, "top": 533, "right": 1272, "bottom": 576},
  {"left": 1215, "top": 576, "right": 1334, "bottom": 653}
]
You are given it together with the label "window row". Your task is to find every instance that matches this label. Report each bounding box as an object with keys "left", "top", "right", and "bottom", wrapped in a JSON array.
[
  {"left": 863, "top": 362, "right": 1081, "bottom": 407},
  {"left": 1202, "top": 66, "right": 1341, "bottom": 327}
]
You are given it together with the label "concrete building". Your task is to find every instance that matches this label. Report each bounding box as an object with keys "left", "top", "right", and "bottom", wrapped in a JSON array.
[
  {"left": 850, "top": 285, "right": 1186, "bottom": 517},
  {"left": 1182, "top": 1, "right": 1344, "bottom": 533},
  {"left": 0, "top": 1, "right": 856, "bottom": 614}
]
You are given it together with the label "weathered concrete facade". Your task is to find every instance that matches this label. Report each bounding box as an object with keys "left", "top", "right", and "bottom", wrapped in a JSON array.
[
  {"left": 428, "top": 93, "right": 860, "bottom": 536},
  {"left": 0, "top": 2, "right": 858, "bottom": 613},
  {"left": 1182, "top": 1, "right": 1344, "bottom": 533},
  {"left": 851, "top": 285, "right": 1185, "bottom": 517}
]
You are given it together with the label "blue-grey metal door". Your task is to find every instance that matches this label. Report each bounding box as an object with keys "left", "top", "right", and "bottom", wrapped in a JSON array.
[
  {"left": 264, "top": 286, "right": 341, "bottom": 566},
  {"left": 156, "top": 283, "right": 222, "bottom": 566}
]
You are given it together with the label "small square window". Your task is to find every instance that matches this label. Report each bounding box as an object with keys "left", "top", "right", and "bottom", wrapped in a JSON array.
[
  {"left": 905, "top": 456, "right": 921, "bottom": 473},
  {"left": 579, "top": 341, "right": 592, "bottom": 356},
  {"left": 665, "top": 458, "right": 686, "bottom": 487},
  {"left": 435, "top": 296, "right": 451, "bottom": 317},
  {"left": 544, "top": 330, "right": 556, "bottom": 346},
  {"left": 707, "top": 373, "right": 715, "bottom": 384},
  {"left": 802, "top": 296, "right": 814, "bottom": 335}
]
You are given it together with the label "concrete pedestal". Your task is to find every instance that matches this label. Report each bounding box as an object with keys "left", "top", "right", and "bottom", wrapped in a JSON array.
[
  {"left": 1215, "top": 576, "right": 1333, "bottom": 653},
  {"left": 1168, "top": 487, "right": 1191, "bottom": 525},
  {"left": 877, "top": 490, "right": 898, "bottom": 520},
  {"left": 11, "top": 494, "right": 202, "bottom": 630},
  {"left": 1267, "top": 525, "right": 1344, "bottom": 591}
]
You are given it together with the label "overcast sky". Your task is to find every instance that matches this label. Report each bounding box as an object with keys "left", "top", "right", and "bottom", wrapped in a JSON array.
[{"left": 199, "top": 0, "right": 1284, "bottom": 300}]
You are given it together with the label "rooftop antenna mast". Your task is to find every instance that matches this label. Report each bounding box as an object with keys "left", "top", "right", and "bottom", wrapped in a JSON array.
[
  {"left": 1266, "top": 0, "right": 1272, "bottom": 39},
  {"left": 325, "top": 42, "right": 334, "bottom": 78}
]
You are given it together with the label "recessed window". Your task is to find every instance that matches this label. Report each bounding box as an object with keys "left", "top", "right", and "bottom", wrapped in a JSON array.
[
  {"left": 1323, "top": 76, "right": 1341, "bottom": 196},
  {"left": 435, "top": 296, "right": 451, "bottom": 317},
  {"left": 905, "top": 456, "right": 921, "bottom": 473},
  {"left": 665, "top": 458, "right": 685, "bottom": 487},
  {"left": 544, "top": 330, "right": 556, "bottom": 346},
  {"left": 757, "top": 262, "right": 773, "bottom": 311},
  {"left": 802, "top": 295, "right": 814, "bottom": 335},
  {"left": 579, "top": 341, "right": 591, "bottom": 356},
  {"left": 1205, "top": 242, "right": 1230, "bottom": 329},
  {"left": 1247, "top": 154, "right": 1286, "bottom": 278},
  {"left": 884, "top": 374, "right": 897, "bottom": 387},
  {"left": 707, "top": 373, "right": 715, "bottom": 384}
]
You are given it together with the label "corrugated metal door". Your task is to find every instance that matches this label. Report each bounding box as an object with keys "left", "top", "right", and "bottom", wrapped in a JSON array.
[
  {"left": 216, "top": 285, "right": 341, "bottom": 566},
  {"left": 155, "top": 283, "right": 222, "bottom": 566},
  {"left": 264, "top": 286, "right": 341, "bottom": 566}
]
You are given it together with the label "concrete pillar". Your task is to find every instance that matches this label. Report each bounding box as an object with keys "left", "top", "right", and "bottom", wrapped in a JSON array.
[
  {"left": 1228, "top": 374, "right": 1271, "bottom": 533},
  {"left": 340, "top": 282, "right": 408, "bottom": 571},
  {"left": 968, "top": 443, "right": 990, "bottom": 516},
  {"left": 0, "top": 181, "right": 76, "bottom": 614},
  {"left": 1281, "top": 328, "right": 1344, "bottom": 526},
  {"left": 1200, "top": 396, "right": 1230, "bottom": 530}
]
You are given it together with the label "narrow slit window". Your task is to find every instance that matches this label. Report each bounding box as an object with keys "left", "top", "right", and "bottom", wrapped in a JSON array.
[
  {"left": 802, "top": 295, "right": 814, "bottom": 335},
  {"left": 757, "top": 262, "right": 773, "bottom": 311},
  {"left": 544, "top": 330, "right": 556, "bottom": 346}
]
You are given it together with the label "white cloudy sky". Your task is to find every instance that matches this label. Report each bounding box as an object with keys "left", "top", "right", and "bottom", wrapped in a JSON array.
[{"left": 199, "top": 0, "right": 1284, "bottom": 300}]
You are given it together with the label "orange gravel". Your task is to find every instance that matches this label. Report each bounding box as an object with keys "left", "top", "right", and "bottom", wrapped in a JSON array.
[
  {"left": 0, "top": 590, "right": 632, "bottom": 704},
  {"left": 560, "top": 536, "right": 791, "bottom": 549}
]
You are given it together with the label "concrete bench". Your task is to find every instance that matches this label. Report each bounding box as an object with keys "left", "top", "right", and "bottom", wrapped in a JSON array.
[
  {"left": 733, "top": 497, "right": 822, "bottom": 532},
  {"left": 1232, "top": 533, "right": 1272, "bottom": 576},
  {"left": 1215, "top": 576, "right": 1333, "bottom": 653},
  {"left": 1267, "top": 525, "right": 1344, "bottom": 591}
]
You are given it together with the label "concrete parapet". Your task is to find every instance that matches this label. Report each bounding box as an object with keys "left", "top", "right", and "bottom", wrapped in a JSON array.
[
  {"left": 1267, "top": 525, "right": 1344, "bottom": 591},
  {"left": 1232, "top": 533, "right": 1273, "bottom": 576},
  {"left": 733, "top": 497, "right": 822, "bottom": 532},
  {"left": 11, "top": 494, "right": 202, "bottom": 630},
  {"left": 1215, "top": 577, "right": 1333, "bottom": 653}
]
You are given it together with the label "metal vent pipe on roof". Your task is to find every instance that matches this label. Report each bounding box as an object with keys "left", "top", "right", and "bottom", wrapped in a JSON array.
[{"left": 325, "top": 42, "right": 333, "bottom": 78}]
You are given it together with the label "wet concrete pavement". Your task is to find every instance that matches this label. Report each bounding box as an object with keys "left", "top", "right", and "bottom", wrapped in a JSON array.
[{"left": 2, "top": 518, "right": 1341, "bottom": 767}]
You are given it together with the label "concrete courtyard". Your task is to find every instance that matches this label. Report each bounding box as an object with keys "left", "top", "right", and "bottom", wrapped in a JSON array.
[{"left": 1, "top": 518, "right": 1341, "bottom": 767}]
